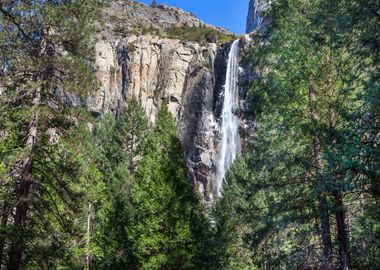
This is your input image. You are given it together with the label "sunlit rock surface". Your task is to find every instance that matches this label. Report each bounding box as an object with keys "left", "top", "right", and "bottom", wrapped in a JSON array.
[{"left": 88, "top": 0, "right": 255, "bottom": 203}]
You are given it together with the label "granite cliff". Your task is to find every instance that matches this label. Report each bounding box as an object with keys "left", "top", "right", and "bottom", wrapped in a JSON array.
[
  {"left": 246, "top": 0, "right": 270, "bottom": 33},
  {"left": 87, "top": 0, "right": 255, "bottom": 203}
]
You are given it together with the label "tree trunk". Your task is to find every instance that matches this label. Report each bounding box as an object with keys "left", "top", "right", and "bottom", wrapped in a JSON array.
[
  {"left": 318, "top": 194, "right": 332, "bottom": 265},
  {"left": 7, "top": 90, "right": 40, "bottom": 270},
  {"left": 327, "top": 77, "right": 350, "bottom": 269},
  {"left": 308, "top": 86, "right": 333, "bottom": 265},
  {"left": 0, "top": 201, "right": 9, "bottom": 269},
  {"left": 85, "top": 202, "right": 92, "bottom": 270},
  {"left": 333, "top": 191, "right": 349, "bottom": 269}
]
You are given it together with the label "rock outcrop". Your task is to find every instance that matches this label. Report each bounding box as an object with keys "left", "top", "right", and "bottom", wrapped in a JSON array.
[
  {"left": 89, "top": 35, "right": 236, "bottom": 202},
  {"left": 100, "top": 0, "right": 231, "bottom": 42},
  {"left": 246, "top": 0, "right": 270, "bottom": 33},
  {"left": 89, "top": 0, "right": 248, "bottom": 203}
]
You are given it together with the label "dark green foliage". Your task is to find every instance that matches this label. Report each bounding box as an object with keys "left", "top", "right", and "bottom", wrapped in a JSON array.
[
  {"left": 89, "top": 101, "right": 150, "bottom": 268},
  {"left": 0, "top": 0, "right": 100, "bottom": 268},
  {"left": 211, "top": 0, "right": 380, "bottom": 269},
  {"left": 80, "top": 102, "right": 210, "bottom": 270},
  {"left": 212, "top": 158, "right": 258, "bottom": 270},
  {"left": 129, "top": 103, "right": 196, "bottom": 269},
  {"left": 165, "top": 26, "right": 236, "bottom": 44},
  {"left": 116, "top": 25, "right": 236, "bottom": 44},
  {"left": 1, "top": 0, "right": 378, "bottom": 269}
]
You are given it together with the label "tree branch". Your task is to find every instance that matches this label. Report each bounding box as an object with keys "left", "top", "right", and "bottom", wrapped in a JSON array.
[{"left": 0, "top": 5, "right": 34, "bottom": 43}]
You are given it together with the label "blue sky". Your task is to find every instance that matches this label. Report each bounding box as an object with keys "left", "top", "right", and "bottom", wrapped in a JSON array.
[{"left": 137, "top": 0, "right": 249, "bottom": 34}]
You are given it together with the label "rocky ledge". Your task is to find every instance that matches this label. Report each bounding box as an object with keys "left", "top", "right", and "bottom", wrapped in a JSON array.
[{"left": 101, "top": 0, "right": 232, "bottom": 41}]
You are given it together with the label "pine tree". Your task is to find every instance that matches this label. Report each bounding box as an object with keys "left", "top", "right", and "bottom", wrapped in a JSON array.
[
  {"left": 0, "top": 1, "right": 99, "bottom": 268},
  {"left": 129, "top": 103, "right": 201, "bottom": 269},
  {"left": 90, "top": 100, "right": 149, "bottom": 268},
  {"left": 218, "top": 0, "right": 379, "bottom": 268}
]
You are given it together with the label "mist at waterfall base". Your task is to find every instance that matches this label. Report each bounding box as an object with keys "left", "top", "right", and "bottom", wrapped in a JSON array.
[{"left": 215, "top": 39, "right": 241, "bottom": 197}]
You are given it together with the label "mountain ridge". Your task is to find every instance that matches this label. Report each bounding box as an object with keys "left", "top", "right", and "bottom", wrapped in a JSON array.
[{"left": 100, "top": 0, "right": 234, "bottom": 42}]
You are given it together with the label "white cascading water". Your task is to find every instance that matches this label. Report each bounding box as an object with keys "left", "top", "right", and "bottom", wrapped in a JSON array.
[{"left": 215, "top": 39, "right": 241, "bottom": 197}]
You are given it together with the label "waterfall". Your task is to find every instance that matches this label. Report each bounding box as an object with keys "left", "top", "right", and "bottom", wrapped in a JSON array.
[{"left": 215, "top": 39, "right": 241, "bottom": 197}]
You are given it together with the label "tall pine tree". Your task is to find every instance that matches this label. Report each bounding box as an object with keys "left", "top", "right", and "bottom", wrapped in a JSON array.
[{"left": 0, "top": 1, "right": 99, "bottom": 268}]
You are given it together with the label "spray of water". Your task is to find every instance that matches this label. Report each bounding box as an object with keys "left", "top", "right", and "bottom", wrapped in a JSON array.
[{"left": 215, "top": 39, "right": 241, "bottom": 196}]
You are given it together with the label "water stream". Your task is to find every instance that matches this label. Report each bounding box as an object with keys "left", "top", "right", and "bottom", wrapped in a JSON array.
[{"left": 215, "top": 39, "right": 241, "bottom": 197}]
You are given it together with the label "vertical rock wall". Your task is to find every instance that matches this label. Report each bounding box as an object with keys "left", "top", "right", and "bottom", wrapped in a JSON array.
[
  {"left": 86, "top": 0, "right": 266, "bottom": 202},
  {"left": 246, "top": 0, "right": 270, "bottom": 33},
  {"left": 89, "top": 35, "right": 237, "bottom": 202}
]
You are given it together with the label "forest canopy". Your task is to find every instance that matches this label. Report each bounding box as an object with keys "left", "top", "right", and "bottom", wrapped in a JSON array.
[{"left": 0, "top": 0, "right": 379, "bottom": 269}]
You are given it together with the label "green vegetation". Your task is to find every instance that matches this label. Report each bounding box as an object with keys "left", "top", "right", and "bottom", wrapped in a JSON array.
[
  {"left": 165, "top": 26, "right": 236, "bottom": 44},
  {"left": 211, "top": 0, "right": 380, "bottom": 269},
  {"left": 108, "top": 3, "right": 236, "bottom": 44},
  {"left": 83, "top": 102, "right": 211, "bottom": 269},
  {"left": 0, "top": 0, "right": 100, "bottom": 269},
  {"left": 0, "top": 0, "right": 379, "bottom": 269},
  {"left": 113, "top": 23, "right": 236, "bottom": 44}
]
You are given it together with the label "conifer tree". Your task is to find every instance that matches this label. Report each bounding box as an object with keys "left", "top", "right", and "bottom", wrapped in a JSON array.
[
  {"left": 90, "top": 100, "right": 150, "bottom": 268},
  {"left": 0, "top": 1, "right": 99, "bottom": 268},
  {"left": 215, "top": 0, "right": 380, "bottom": 268},
  {"left": 129, "top": 103, "right": 201, "bottom": 269}
]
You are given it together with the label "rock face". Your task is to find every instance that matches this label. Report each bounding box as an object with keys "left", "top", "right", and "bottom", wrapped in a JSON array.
[
  {"left": 89, "top": 36, "right": 217, "bottom": 121},
  {"left": 103, "top": 0, "right": 200, "bottom": 30},
  {"left": 89, "top": 34, "right": 236, "bottom": 202},
  {"left": 100, "top": 0, "right": 231, "bottom": 42},
  {"left": 89, "top": 0, "right": 245, "bottom": 203},
  {"left": 246, "top": 0, "right": 270, "bottom": 33}
]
